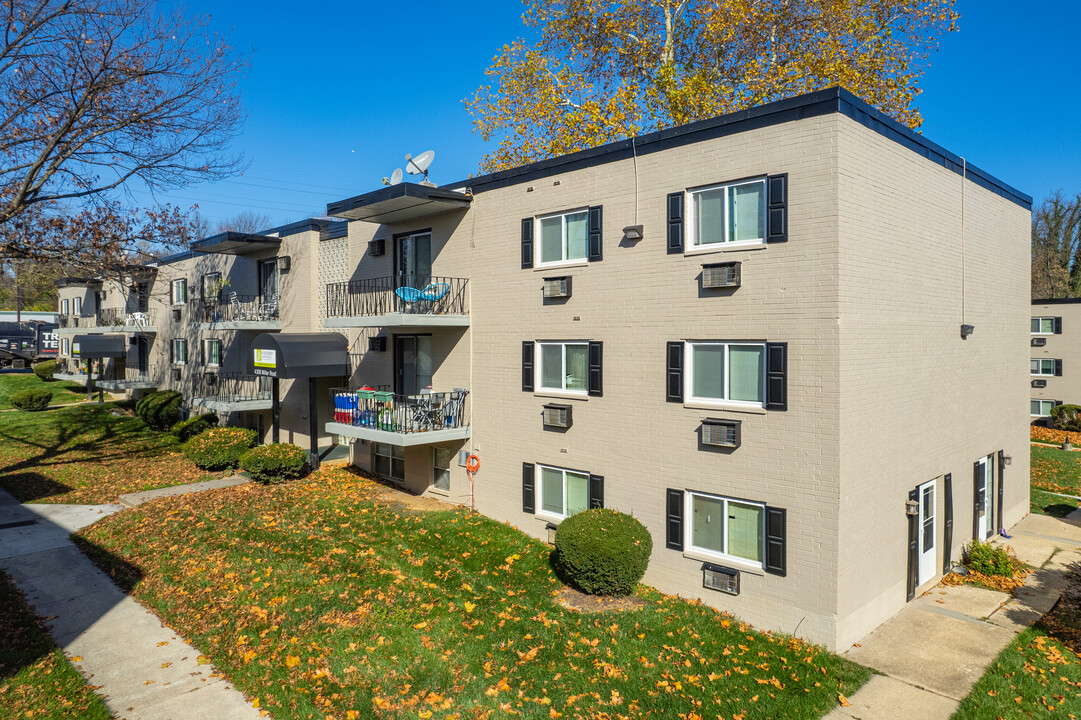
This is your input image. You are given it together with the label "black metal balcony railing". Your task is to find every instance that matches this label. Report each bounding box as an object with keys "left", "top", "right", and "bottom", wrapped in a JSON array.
[
  {"left": 192, "top": 372, "right": 273, "bottom": 403},
  {"left": 102, "top": 368, "right": 155, "bottom": 388},
  {"left": 325, "top": 276, "right": 468, "bottom": 318},
  {"left": 330, "top": 388, "right": 469, "bottom": 434},
  {"left": 57, "top": 308, "right": 152, "bottom": 328},
  {"left": 191, "top": 294, "right": 279, "bottom": 323}
]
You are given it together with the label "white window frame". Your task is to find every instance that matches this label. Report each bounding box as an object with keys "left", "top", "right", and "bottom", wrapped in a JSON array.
[
  {"left": 535, "top": 464, "right": 590, "bottom": 522},
  {"left": 61, "top": 338, "right": 70, "bottom": 356},
  {"left": 374, "top": 442, "right": 404, "bottom": 483},
  {"left": 687, "top": 177, "right": 767, "bottom": 251},
  {"left": 1031, "top": 399, "right": 1055, "bottom": 417},
  {"left": 685, "top": 341, "right": 766, "bottom": 408},
  {"left": 1031, "top": 317, "right": 1056, "bottom": 335},
  {"left": 204, "top": 338, "right": 222, "bottom": 367},
  {"left": 202, "top": 272, "right": 222, "bottom": 300},
  {"left": 432, "top": 447, "right": 452, "bottom": 494},
  {"left": 536, "top": 341, "right": 589, "bottom": 395},
  {"left": 1031, "top": 358, "right": 1056, "bottom": 377},
  {"left": 72, "top": 297, "right": 82, "bottom": 315},
  {"left": 172, "top": 338, "right": 187, "bottom": 365},
  {"left": 60, "top": 298, "right": 69, "bottom": 315},
  {"left": 535, "top": 208, "right": 589, "bottom": 267},
  {"left": 686, "top": 490, "right": 766, "bottom": 568},
  {"left": 171, "top": 278, "right": 187, "bottom": 305}
]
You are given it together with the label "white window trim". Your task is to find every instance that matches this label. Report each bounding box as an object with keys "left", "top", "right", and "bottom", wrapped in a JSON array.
[
  {"left": 431, "top": 448, "right": 451, "bottom": 495},
  {"left": 686, "top": 178, "right": 767, "bottom": 252},
  {"left": 1031, "top": 399, "right": 1055, "bottom": 417},
  {"left": 72, "top": 297, "right": 82, "bottom": 315},
  {"left": 202, "top": 272, "right": 222, "bottom": 299},
  {"left": 173, "top": 338, "right": 187, "bottom": 365},
  {"left": 1031, "top": 359, "right": 1056, "bottom": 377},
  {"left": 535, "top": 208, "right": 589, "bottom": 267},
  {"left": 536, "top": 341, "right": 589, "bottom": 395},
  {"left": 205, "top": 339, "right": 222, "bottom": 367},
  {"left": 171, "top": 278, "right": 187, "bottom": 305},
  {"left": 1031, "top": 317, "right": 1056, "bottom": 335},
  {"left": 685, "top": 490, "right": 766, "bottom": 568},
  {"left": 535, "top": 464, "right": 590, "bottom": 522},
  {"left": 685, "top": 341, "right": 766, "bottom": 409},
  {"left": 60, "top": 299, "right": 69, "bottom": 315}
]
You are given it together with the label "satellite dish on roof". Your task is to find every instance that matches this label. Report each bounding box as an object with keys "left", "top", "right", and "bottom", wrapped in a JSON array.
[
  {"left": 405, "top": 150, "right": 437, "bottom": 187},
  {"left": 381, "top": 168, "right": 403, "bottom": 186}
]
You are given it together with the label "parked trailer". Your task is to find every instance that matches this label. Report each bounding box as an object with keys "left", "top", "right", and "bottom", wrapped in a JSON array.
[{"left": 0, "top": 321, "right": 59, "bottom": 367}]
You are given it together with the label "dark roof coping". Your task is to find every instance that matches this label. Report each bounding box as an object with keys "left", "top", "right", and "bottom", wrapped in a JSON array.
[
  {"left": 443, "top": 87, "right": 1031, "bottom": 211},
  {"left": 1032, "top": 298, "right": 1081, "bottom": 305},
  {"left": 55, "top": 277, "right": 103, "bottom": 289}
]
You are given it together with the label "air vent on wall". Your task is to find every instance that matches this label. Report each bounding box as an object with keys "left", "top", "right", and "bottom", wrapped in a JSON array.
[
  {"left": 701, "top": 262, "right": 741, "bottom": 289},
  {"left": 702, "top": 563, "right": 739, "bottom": 595},
  {"left": 1033, "top": 379, "right": 1048, "bottom": 388},
  {"left": 172, "top": 367, "right": 181, "bottom": 381},
  {"left": 369, "top": 239, "right": 385, "bottom": 257},
  {"left": 1032, "top": 337, "right": 1047, "bottom": 347},
  {"left": 543, "top": 276, "right": 571, "bottom": 299},
  {"left": 542, "top": 403, "right": 572, "bottom": 428},
  {"left": 368, "top": 336, "right": 386, "bottom": 352},
  {"left": 702, "top": 418, "right": 741, "bottom": 448}
]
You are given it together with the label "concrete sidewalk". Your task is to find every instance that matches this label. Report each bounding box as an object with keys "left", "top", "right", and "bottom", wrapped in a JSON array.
[
  {"left": 826, "top": 510, "right": 1081, "bottom": 720},
  {"left": 0, "top": 489, "right": 263, "bottom": 720}
]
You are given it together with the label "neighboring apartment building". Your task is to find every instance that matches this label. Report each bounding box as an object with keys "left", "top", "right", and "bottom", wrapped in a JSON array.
[
  {"left": 56, "top": 88, "right": 1031, "bottom": 650},
  {"left": 1030, "top": 298, "right": 1079, "bottom": 420}
]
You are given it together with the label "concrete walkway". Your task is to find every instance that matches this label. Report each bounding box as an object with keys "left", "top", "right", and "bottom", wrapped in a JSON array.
[
  {"left": 118, "top": 474, "right": 249, "bottom": 508},
  {"left": 826, "top": 510, "right": 1081, "bottom": 720},
  {"left": 0, "top": 487, "right": 262, "bottom": 720}
]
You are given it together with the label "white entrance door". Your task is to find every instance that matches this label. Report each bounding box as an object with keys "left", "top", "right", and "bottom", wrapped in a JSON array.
[
  {"left": 918, "top": 479, "right": 936, "bottom": 586},
  {"left": 975, "top": 458, "right": 988, "bottom": 539}
]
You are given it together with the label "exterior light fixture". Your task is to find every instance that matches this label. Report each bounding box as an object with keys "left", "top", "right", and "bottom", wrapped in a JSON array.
[
  {"left": 1003, "top": 455, "right": 1012, "bottom": 466},
  {"left": 960, "top": 324, "right": 975, "bottom": 339},
  {"left": 622, "top": 225, "right": 644, "bottom": 241}
]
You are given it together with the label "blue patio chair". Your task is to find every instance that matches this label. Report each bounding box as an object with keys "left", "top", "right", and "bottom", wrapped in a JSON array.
[{"left": 394, "top": 282, "right": 449, "bottom": 313}]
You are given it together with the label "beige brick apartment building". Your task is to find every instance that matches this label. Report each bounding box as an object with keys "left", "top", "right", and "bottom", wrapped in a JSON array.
[
  {"left": 55, "top": 88, "right": 1031, "bottom": 650},
  {"left": 1030, "top": 299, "right": 1081, "bottom": 418}
]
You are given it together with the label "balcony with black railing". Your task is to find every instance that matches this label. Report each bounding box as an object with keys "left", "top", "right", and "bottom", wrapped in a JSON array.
[
  {"left": 53, "top": 357, "right": 88, "bottom": 383},
  {"left": 97, "top": 367, "right": 158, "bottom": 391},
  {"left": 189, "top": 372, "right": 274, "bottom": 412},
  {"left": 56, "top": 308, "right": 156, "bottom": 334},
  {"left": 326, "top": 387, "right": 470, "bottom": 446},
  {"left": 191, "top": 293, "right": 281, "bottom": 330},
  {"left": 324, "top": 275, "right": 469, "bottom": 328}
]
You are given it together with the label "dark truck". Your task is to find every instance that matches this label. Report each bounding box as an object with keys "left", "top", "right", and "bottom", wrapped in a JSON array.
[{"left": 0, "top": 321, "right": 59, "bottom": 368}]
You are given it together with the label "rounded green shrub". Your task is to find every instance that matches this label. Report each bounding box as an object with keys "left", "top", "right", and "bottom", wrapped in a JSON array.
[
  {"left": 10, "top": 387, "right": 52, "bottom": 412},
  {"left": 171, "top": 412, "right": 219, "bottom": 442},
  {"left": 32, "top": 359, "right": 57, "bottom": 381},
  {"left": 239, "top": 443, "right": 309, "bottom": 484},
  {"left": 553, "top": 508, "right": 652, "bottom": 596},
  {"left": 135, "top": 390, "right": 184, "bottom": 430},
  {"left": 963, "top": 540, "right": 1017, "bottom": 577},
  {"left": 182, "top": 427, "right": 257, "bottom": 470}
]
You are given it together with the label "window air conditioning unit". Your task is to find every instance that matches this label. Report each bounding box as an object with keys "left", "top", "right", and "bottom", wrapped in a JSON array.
[
  {"left": 172, "top": 307, "right": 182, "bottom": 321},
  {"left": 278, "top": 256, "right": 291, "bottom": 272},
  {"left": 542, "top": 403, "right": 572, "bottom": 428},
  {"left": 368, "top": 336, "right": 387, "bottom": 352},
  {"left": 206, "top": 373, "right": 218, "bottom": 386},
  {"left": 369, "top": 239, "right": 385, "bottom": 257},
  {"left": 702, "top": 418, "right": 741, "bottom": 448},
  {"left": 701, "top": 262, "right": 741, "bottom": 289},
  {"left": 1032, "top": 337, "right": 1047, "bottom": 347},
  {"left": 1033, "top": 379, "right": 1048, "bottom": 388},
  {"left": 543, "top": 276, "right": 571, "bottom": 299},
  {"left": 172, "top": 367, "right": 182, "bottom": 381},
  {"left": 702, "top": 563, "right": 739, "bottom": 595}
]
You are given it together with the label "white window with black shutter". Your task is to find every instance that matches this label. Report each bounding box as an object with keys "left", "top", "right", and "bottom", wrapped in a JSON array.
[
  {"left": 523, "top": 206, "right": 603, "bottom": 268},
  {"left": 1030, "top": 358, "right": 1061, "bottom": 377},
  {"left": 665, "top": 488, "right": 786, "bottom": 575},
  {"left": 525, "top": 340, "right": 602, "bottom": 397},
  {"left": 1031, "top": 317, "right": 1061, "bottom": 335},
  {"left": 667, "top": 174, "right": 786, "bottom": 254},
  {"left": 523, "top": 462, "right": 603, "bottom": 521},
  {"left": 171, "top": 278, "right": 187, "bottom": 305},
  {"left": 171, "top": 338, "right": 187, "bottom": 365}
]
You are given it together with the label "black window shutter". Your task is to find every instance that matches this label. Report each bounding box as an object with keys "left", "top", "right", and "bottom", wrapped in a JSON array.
[
  {"left": 588, "top": 206, "right": 603, "bottom": 262},
  {"left": 521, "top": 218, "right": 534, "bottom": 269},
  {"left": 972, "top": 461, "right": 981, "bottom": 540},
  {"left": 666, "top": 489, "right": 684, "bottom": 550},
  {"left": 588, "top": 341, "right": 603, "bottom": 397},
  {"left": 666, "top": 341, "right": 684, "bottom": 402},
  {"left": 1056, "top": 400, "right": 1064, "bottom": 407},
  {"left": 200, "top": 342, "right": 205, "bottom": 366},
  {"left": 942, "top": 473, "right": 954, "bottom": 575},
  {"left": 169, "top": 341, "right": 174, "bottom": 364},
  {"left": 1056, "top": 359, "right": 1063, "bottom": 376},
  {"left": 765, "top": 342, "right": 788, "bottom": 411},
  {"left": 1055, "top": 317, "right": 1063, "bottom": 334},
  {"left": 907, "top": 488, "right": 919, "bottom": 601},
  {"left": 667, "top": 192, "right": 684, "bottom": 254},
  {"left": 522, "top": 341, "right": 534, "bottom": 392},
  {"left": 766, "top": 174, "right": 788, "bottom": 243},
  {"left": 589, "top": 474, "right": 604, "bottom": 509},
  {"left": 522, "top": 463, "right": 535, "bottom": 514},
  {"left": 764, "top": 506, "right": 787, "bottom": 577}
]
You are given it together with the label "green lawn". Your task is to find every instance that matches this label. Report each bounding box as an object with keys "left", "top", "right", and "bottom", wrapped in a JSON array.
[
  {"left": 0, "top": 570, "right": 112, "bottom": 719},
  {"left": 0, "top": 371, "right": 86, "bottom": 410},
  {"left": 0, "top": 402, "right": 217, "bottom": 504},
  {"left": 1030, "top": 444, "right": 1081, "bottom": 517},
  {"left": 953, "top": 626, "right": 1081, "bottom": 718},
  {"left": 77, "top": 467, "right": 870, "bottom": 720}
]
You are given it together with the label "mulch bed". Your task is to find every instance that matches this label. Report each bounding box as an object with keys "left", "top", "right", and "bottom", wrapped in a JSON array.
[{"left": 554, "top": 586, "right": 647, "bottom": 613}]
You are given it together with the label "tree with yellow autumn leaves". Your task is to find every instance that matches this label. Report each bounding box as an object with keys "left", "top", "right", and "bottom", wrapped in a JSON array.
[{"left": 467, "top": 0, "right": 958, "bottom": 172}]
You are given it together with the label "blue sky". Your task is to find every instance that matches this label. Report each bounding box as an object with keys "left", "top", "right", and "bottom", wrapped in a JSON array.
[{"left": 135, "top": 1, "right": 1080, "bottom": 229}]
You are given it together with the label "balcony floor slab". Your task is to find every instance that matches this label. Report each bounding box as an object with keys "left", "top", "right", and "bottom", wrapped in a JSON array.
[
  {"left": 193, "top": 321, "right": 281, "bottom": 331},
  {"left": 191, "top": 397, "right": 274, "bottom": 413},
  {"left": 326, "top": 422, "right": 470, "bottom": 447},
  {"left": 325, "top": 314, "right": 469, "bottom": 329}
]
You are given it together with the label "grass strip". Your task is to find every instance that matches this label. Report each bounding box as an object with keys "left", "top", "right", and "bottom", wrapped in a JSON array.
[{"left": 0, "top": 372, "right": 86, "bottom": 410}]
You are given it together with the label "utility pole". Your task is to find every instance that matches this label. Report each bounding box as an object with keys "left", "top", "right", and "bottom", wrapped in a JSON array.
[{"left": 13, "top": 260, "right": 20, "bottom": 323}]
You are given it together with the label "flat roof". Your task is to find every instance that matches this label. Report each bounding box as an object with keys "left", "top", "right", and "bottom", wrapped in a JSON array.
[
  {"left": 326, "top": 183, "right": 472, "bottom": 224},
  {"left": 443, "top": 87, "right": 1031, "bottom": 211},
  {"left": 191, "top": 231, "right": 282, "bottom": 255}
]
